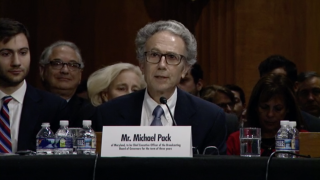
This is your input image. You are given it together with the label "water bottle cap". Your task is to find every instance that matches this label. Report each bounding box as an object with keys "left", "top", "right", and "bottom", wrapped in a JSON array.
[
  {"left": 60, "top": 120, "right": 69, "bottom": 126},
  {"left": 289, "top": 121, "right": 296, "bottom": 127},
  {"left": 83, "top": 120, "right": 92, "bottom": 126},
  {"left": 41, "top": 122, "right": 50, "bottom": 127},
  {"left": 280, "top": 120, "right": 289, "bottom": 125}
]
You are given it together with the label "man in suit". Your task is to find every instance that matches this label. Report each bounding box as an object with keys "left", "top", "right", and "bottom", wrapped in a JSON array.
[
  {"left": 96, "top": 20, "right": 227, "bottom": 154},
  {"left": 39, "top": 41, "right": 95, "bottom": 128},
  {"left": 259, "top": 55, "right": 320, "bottom": 132},
  {"left": 0, "top": 18, "right": 67, "bottom": 153}
]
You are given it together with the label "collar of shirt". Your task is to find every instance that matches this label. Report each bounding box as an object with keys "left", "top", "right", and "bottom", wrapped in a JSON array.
[
  {"left": 0, "top": 80, "right": 27, "bottom": 104},
  {"left": 143, "top": 88, "right": 177, "bottom": 125}
]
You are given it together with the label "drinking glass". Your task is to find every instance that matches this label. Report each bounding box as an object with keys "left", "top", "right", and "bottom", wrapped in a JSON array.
[{"left": 240, "top": 128, "right": 261, "bottom": 157}]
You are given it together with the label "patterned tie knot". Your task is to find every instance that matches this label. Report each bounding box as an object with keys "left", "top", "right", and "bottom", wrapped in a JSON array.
[
  {"left": 153, "top": 105, "right": 164, "bottom": 118},
  {"left": 2, "top": 96, "right": 13, "bottom": 105}
]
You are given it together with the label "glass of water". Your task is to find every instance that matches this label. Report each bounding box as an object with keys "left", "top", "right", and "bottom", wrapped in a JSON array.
[{"left": 240, "top": 128, "right": 261, "bottom": 157}]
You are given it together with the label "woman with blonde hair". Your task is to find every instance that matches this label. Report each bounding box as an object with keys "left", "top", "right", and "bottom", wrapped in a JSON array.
[{"left": 87, "top": 63, "right": 146, "bottom": 106}]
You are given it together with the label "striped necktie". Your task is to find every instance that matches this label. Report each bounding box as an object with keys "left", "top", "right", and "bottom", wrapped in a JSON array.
[{"left": 0, "top": 96, "right": 13, "bottom": 153}]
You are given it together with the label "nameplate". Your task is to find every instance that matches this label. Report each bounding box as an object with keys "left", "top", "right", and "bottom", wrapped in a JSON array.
[{"left": 101, "top": 126, "right": 192, "bottom": 157}]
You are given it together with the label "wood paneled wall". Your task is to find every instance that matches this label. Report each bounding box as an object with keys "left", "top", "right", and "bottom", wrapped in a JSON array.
[{"left": 1, "top": 0, "right": 319, "bottom": 100}]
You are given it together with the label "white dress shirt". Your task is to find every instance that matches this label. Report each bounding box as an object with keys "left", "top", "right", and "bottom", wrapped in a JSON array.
[
  {"left": 0, "top": 80, "right": 26, "bottom": 153},
  {"left": 140, "top": 88, "right": 177, "bottom": 126}
]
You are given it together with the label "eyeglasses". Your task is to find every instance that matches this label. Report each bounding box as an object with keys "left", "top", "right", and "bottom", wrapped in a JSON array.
[
  {"left": 48, "top": 61, "right": 81, "bottom": 71},
  {"left": 144, "top": 51, "right": 185, "bottom": 65}
]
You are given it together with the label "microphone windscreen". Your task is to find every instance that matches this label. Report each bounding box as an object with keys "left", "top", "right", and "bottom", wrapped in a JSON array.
[{"left": 160, "top": 97, "right": 167, "bottom": 104}]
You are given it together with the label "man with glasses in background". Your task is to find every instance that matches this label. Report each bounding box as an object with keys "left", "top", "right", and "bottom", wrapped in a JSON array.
[
  {"left": 39, "top": 41, "right": 95, "bottom": 128},
  {"left": 95, "top": 20, "right": 227, "bottom": 154}
]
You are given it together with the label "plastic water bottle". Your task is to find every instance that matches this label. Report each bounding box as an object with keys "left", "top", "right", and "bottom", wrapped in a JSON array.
[
  {"left": 36, "top": 122, "right": 55, "bottom": 155},
  {"left": 76, "top": 120, "right": 96, "bottom": 155},
  {"left": 288, "top": 121, "right": 299, "bottom": 158},
  {"left": 54, "top": 120, "right": 73, "bottom": 155},
  {"left": 275, "top": 120, "right": 290, "bottom": 158}
]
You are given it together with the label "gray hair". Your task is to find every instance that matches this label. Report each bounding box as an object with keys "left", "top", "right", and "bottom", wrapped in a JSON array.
[
  {"left": 39, "top": 40, "right": 84, "bottom": 68},
  {"left": 135, "top": 20, "right": 197, "bottom": 65},
  {"left": 297, "top": 71, "right": 320, "bottom": 83}
]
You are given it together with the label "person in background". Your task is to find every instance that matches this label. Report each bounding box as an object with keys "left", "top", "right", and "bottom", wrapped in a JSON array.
[
  {"left": 95, "top": 20, "right": 227, "bottom": 154},
  {"left": 296, "top": 72, "right": 320, "bottom": 118},
  {"left": 179, "top": 64, "right": 238, "bottom": 138},
  {"left": 258, "top": 55, "right": 298, "bottom": 83},
  {"left": 227, "top": 74, "right": 307, "bottom": 156},
  {"left": 178, "top": 63, "right": 203, "bottom": 97},
  {"left": 200, "top": 84, "right": 239, "bottom": 136},
  {"left": 0, "top": 18, "right": 67, "bottom": 153},
  {"left": 224, "top": 84, "right": 247, "bottom": 127},
  {"left": 39, "top": 41, "right": 95, "bottom": 128},
  {"left": 200, "top": 84, "right": 235, "bottom": 114},
  {"left": 258, "top": 55, "right": 320, "bottom": 132},
  {"left": 87, "top": 62, "right": 146, "bottom": 106}
]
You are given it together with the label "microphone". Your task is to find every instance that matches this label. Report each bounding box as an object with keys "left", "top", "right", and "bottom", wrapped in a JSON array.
[{"left": 160, "top": 97, "right": 177, "bottom": 126}]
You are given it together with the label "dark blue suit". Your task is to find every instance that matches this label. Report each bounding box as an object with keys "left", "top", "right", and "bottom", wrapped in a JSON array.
[
  {"left": 96, "top": 88, "right": 227, "bottom": 154},
  {"left": 17, "top": 84, "right": 67, "bottom": 151},
  {"left": 301, "top": 111, "right": 320, "bottom": 132},
  {"left": 66, "top": 95, "right": 96, "bottom": 128}
]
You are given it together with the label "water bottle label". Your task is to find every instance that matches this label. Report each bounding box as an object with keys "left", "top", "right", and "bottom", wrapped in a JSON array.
[
  {"left": 55, "top": 137, "right": 73, "bottom": 148},
  {"left": 36, "top": 138, "right": 55, "bottom": 149},
  {"left": 77, "top": 138, "right": 96, "bottom": 149},
  {"left": 275, "top": 139, "right": 293, "bottom": 150}
]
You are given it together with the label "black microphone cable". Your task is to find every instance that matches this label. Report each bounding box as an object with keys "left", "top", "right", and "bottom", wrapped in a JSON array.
[
  {"left": 92, "top": 153, "right": 99, "bottom": 180},
  {"left": 160, "top": 97, "right": 177, "bottom": 126},
  {"left": 265, "top": 151, "right": 311, "bottom": 180}
]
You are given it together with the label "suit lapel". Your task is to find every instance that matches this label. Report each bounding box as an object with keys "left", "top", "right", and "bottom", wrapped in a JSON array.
[
  {"left": 120, "top": 89, "right": 145, "bottom": 125},
  {"left": 174, "top": 88, "right": 196, "bottom": 125},
  {"left": 18, "top": 84, "right": 41, "bottom": 150}
]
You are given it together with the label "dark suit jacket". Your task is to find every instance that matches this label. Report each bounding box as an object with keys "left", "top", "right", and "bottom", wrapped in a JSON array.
[
  {"left": 225, "top": 113, "right": 239, "bottom": 137},
  {"left": 95, "top": 88, "right": 227, "bottom": 154},
  {"left": 301, "top": 110, "right": 320, "bottom": 132},
  {"left": 17, "top": 84, "right": 67, "bottom": 152},
  {"left": 66, "top": 95, "right": 96, "bottom": 128}
]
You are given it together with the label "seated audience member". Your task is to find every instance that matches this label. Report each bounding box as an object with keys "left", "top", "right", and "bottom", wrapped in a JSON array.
[
  {"left": 87, "top": 62, "right": 146, "bottom": 106},
  {"left": 200, "top": 85, "right": 235, "bottom": 114},
  {"left": 224, "top": 84, "right": 247, "bottom": 127},
  {"left": 39, "top": 41, "right": 95, "bottom": 128},
  {"left": 179, "top": 65, "right": 237, "bottom": 138},
  {"left": 258, "top": 55, "right": 320, "bottom": 132},
  {"left": 296, "top": 72, "right": 320, "bottom": 118},
  {"left": 258, "top": 55, "right": 297, "bottom": 83},
  {"left": 178, "top": 63, "right": 203, "bottom": 97},
  {"left": 200, "top": 85, "right": 239, "bottom": 136},
  {"left": 95, "top": 20, "right": 227, "bottom": 154},
  {"left": 0, "top": 18, "right": 67, "bottom": 153},
  {"left": 227, "top": 74, "right": 307, "bottom": 156}
]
